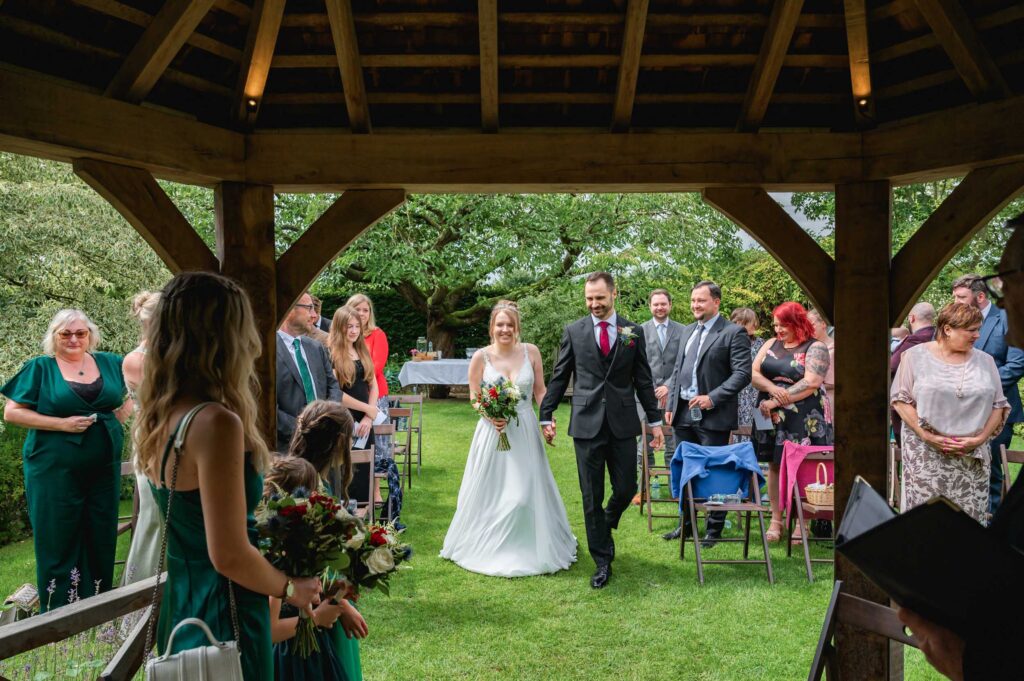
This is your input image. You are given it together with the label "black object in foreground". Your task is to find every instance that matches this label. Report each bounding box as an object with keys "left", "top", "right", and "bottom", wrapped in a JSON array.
[{"left": 836, "top": 477, "right": 1024, "bottom": 640}]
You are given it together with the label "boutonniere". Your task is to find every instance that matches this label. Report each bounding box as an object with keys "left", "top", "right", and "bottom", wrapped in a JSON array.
[{"left": 618, "top": 326, "right": 638, "bottom": 348}]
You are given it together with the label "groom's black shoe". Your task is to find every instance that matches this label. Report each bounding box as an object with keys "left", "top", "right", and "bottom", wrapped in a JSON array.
[
  {"left": 662, "top": 524, "right": 691, "bottom": 541},
  {"left": 700, "top": 532, "right": 722, "bottom": 549},
  {"left": 591, "top": 565, "right": 612, "bottom": 589}
]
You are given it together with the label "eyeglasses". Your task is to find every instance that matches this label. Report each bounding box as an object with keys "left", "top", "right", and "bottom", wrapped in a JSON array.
[
  {"left": 57, "top": 330, "right": 89, "bottom": 340},
  {"left": 973, "top": 268, "right": 1024, "bottom": 304},
  {"left": 293, "top": 303, "right": 315, "bottom": 311}
]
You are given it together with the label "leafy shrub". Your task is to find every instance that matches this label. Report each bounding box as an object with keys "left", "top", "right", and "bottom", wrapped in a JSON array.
[{"left": 0, "top": 426, "right": 29, "bottom": 545}]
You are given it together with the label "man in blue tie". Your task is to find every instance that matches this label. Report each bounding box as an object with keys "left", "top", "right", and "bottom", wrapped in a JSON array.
[
  {"left": 276, "top": 292, "right": 342, "bottom": 452},
  {"left": 952, "top": 274, "right": 1024, "bottom": 514}
]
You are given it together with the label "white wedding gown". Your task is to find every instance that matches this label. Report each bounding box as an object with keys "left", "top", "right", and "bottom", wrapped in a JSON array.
[{"left": 440, "top": 347, "right": 577, "bottom": 577}]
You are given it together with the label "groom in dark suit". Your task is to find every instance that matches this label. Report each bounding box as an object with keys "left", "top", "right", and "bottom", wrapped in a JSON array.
[
  {"left": 662, "top": 281, "right": 752, "bottom": 543},
  {"left": 276, "top": 293, "right": 342, "bottom": 452},
  {"left": 539, "top": 272, "right": 663, "bottom": 588}
]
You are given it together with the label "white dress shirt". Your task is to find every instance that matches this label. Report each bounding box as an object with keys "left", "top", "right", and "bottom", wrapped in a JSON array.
[
  {"left": 679, "top": 313, "right": 720, "bottom": 399},
  {"left": 277, "top": 329, "right": 319, "bottom": 400},
  {"left": 592, "top": 312, "right": 618, "bottom": 347}
]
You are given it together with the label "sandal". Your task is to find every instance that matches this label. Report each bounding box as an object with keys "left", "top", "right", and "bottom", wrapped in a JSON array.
[
  {"left": 790, "top": 527, "right": 805, "bottom": 546},
  {"left": 766, "top": 519, "right": 783, "bottom": 542}
]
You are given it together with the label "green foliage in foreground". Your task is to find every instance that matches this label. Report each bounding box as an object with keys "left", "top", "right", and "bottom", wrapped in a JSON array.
[{"left": 0, "top": 402, "right": 948, "bottom": 679}]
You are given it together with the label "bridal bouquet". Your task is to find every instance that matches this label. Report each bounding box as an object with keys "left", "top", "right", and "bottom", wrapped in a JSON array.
[
  {"left": 325, "top": 522, "right": 413, "bottom": 598},
  {"left": 473, "top": 377, "right": 522, "bottom": 451},
  {"left": 255, "top": 488, "right": 359, "bottom": 657}
]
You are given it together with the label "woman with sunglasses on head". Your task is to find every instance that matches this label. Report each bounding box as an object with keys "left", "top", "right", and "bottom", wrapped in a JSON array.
[{"left": 2, "top": 309, "right": 132, "bottom": 610}]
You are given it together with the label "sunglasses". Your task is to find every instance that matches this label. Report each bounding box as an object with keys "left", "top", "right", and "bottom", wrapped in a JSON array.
[{"left": 57, "top": 330, "right": 89, "bottom": 340}]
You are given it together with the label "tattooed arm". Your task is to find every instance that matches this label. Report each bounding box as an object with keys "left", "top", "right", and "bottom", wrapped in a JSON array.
[{"left": 759, "top": 341, "right": 829, "bottom": 413}]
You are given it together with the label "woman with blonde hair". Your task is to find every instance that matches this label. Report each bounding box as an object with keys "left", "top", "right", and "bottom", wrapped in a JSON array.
[
  {"left": 441, "top": 301, "right": 577, "bottom": 577},
  {"left": 2, "top": 309, "right": 131, "bottom": 610},
  {"left": 120, "top": 290, "right": 163, "bottom": 586},
  {"left": 329, "top": 305, "right": 404, "bottom": 530},
  {"left": 135, "top": 272, "right": 320, "bottom": 679}
]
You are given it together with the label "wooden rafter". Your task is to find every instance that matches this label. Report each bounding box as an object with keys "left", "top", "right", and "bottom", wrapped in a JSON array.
[
  {"left": 73, "top": 158, "right": 219, "bottom": 273},
  {"left": 913, "top": 0, "right": 1011, "bottom": 100},
  {"left": 843, "top": 0, "right": 875, "bottom": 126},
  {"left": 889, "top": 161, "right": 1024, "bottom": 325},
  {"left": 478, "top": 0, "right": 499, "bottom": 132},
  {"left": 702, "top": 188, "right": 835, "bottom": 321},
  {"left": 737, "top": 0, "right": 806, "bottom": 132},
  {"left": 234, "top": 0, "right": 286, "bottom": 124},
  {"left": 275, "top": 190, "right": 406, "bottom": 317},
  {"left": 270, "top": 53, "right": 849, "bottom": 69},
  {"left": 324, "top": 0, "right": 371, "bottom": 133},
  {"left": 105, "top": 0, "right": 218, "bottom": 103},
  {"left": 611, "top": 0, "right": 650, "bottom": 132}
]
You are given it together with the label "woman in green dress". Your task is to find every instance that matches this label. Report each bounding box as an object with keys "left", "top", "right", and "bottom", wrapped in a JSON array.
[
  {"left": 289, "top": 400, "right": 368, "bottom": 681},
  {"left": 134, "top": 272, "right": 320, "bottom": 680},
  {"left": 2, "top": 309, "right": 131, "bottom": 611}
]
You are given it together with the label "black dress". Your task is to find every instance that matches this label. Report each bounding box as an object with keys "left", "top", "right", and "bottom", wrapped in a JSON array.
[
  {"left": 343, "top": 359, "right": 374, "bottom": 502},
  {"left": 755, "top": 338, "right": 833, "bottom": 464}
]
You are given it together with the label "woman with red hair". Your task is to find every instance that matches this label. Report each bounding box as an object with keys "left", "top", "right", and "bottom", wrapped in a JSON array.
[{"left": 751, "top": 301, "right": 833, "bottom": 542}]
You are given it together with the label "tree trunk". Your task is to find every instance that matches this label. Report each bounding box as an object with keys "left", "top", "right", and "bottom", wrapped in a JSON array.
[{"left": 426, "top": 314, "right": 457, "bottom": 399}]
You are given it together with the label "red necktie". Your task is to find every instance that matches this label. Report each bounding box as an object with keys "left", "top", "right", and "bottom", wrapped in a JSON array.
[{"left": 598, "top": 321, "right": 611, "bottom": 356}]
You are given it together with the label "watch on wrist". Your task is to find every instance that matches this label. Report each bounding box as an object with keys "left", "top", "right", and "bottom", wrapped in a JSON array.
[{"left": 280, "top": 578, "right": 295, "bottom": 600}]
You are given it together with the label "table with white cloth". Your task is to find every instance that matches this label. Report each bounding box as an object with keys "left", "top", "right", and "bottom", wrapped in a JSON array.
[{"left": 398, "top": 359, "right": 472, "bottom": 387}]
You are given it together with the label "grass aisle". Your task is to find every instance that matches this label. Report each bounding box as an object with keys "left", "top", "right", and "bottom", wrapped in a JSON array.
[{"left": 0, "top": 402, "right": 946, "bottom": 679}]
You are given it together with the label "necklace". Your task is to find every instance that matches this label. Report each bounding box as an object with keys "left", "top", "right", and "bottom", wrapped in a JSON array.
[
  {"left": 939, "top": 347, "right": 969, "bottom": 398},
  {"left": 58, "top": 355, "right": 87, "bottom": 377}
]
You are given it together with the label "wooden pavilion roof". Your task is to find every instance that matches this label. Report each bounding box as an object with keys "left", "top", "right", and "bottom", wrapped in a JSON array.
[{"left": 1, "top": 0, "right": 1021, "bottom": 136}]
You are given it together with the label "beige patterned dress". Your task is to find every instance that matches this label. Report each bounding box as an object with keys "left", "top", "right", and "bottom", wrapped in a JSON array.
[{"left": 891, "top": 344, "right": 1008, "bottom": 523}]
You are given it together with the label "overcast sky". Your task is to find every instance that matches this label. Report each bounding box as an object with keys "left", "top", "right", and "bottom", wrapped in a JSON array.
[{"left": 732, "top": 192, "right": 831, "bottom": 249}]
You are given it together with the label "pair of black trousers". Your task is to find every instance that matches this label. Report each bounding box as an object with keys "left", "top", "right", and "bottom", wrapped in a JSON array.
[
  {"left": 673, "top": 425, "right": 731, "bottom": 536},
  {"left": 574, "top": 420, "right": 637, "bottom": 568}
]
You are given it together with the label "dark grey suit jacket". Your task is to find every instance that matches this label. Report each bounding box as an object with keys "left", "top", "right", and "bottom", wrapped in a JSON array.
[
  {"left": 641, "top": 318, "right": 685, "bottom": 388},
  {"left": 539, "top": 315, "right": 661, "bottom": 439},
  {"left": 276, "top": 334, "right": 342, "bottom": 451},
  {"left": 665, "top": 316, "right": 752, "bottom": 432}
]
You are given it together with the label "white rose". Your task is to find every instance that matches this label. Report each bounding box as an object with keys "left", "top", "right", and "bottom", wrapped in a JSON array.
[
  {"left": 365, "top": 546, "right": 396, "bottom": 575},
  {"left": 345, "top": 530, "right": 365, "bottom": 549}
]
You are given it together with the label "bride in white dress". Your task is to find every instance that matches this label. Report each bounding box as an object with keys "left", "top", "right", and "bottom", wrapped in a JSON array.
[{"left": 440, "top": 302, "right": 577, "bottom": 577}]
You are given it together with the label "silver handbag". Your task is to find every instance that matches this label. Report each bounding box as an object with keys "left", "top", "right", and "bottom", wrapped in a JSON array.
[{"left": 144, "top": 403, "right": 244, "bottom": 680}]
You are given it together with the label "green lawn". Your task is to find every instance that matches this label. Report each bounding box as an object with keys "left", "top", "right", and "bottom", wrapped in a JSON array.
[{"left": 0, "top": 402, "right": 979, "bottom": 679}]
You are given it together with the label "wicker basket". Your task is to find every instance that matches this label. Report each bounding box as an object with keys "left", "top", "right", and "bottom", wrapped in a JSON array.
[{"left": 804, "top": 462, "right": 834, "bottom": 506}]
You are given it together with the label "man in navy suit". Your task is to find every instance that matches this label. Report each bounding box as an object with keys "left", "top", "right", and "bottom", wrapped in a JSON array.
[{"left": 953, "top": 274, "right": 1024, "bottom": 514}]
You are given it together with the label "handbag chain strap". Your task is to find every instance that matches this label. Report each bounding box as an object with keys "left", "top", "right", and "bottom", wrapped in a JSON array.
[{"left": 143, "top": 402, "right": 241, "bottom": 659}]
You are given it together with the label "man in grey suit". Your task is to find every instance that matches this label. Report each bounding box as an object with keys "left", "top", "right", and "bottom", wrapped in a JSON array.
[
  {"left": 539, "top": 272, "right": 663, "bottom": 589},
  {"left": 662, "top": 281, "right": 752, "bottom": 543},
  {"left": 640, "top": 288, "right": 685, "bottom": 465},
  {"left": 953, "top": 274, "right": 1024, "bottom": 514},
  {"left": 276, "top": 292, "right": 342, "bottom": 452}
]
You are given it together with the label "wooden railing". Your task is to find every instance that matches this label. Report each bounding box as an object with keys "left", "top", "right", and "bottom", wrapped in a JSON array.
[{"left": 0, "top": 574, "right": 164, "bottom": 681}]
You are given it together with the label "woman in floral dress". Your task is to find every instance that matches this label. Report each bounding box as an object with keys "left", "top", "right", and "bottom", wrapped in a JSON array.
[{"left": 730, "top": 307, "right": 764, "bottom": 443}]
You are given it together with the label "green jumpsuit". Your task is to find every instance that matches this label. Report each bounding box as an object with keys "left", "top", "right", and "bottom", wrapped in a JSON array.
[{"left": 0, "top": 352, "right": 125, "bottom": 611}]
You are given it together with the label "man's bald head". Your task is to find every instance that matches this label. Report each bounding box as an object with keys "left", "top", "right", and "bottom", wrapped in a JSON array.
[{"left": 908, "top": 302, "right": 935, "bottom": 332}]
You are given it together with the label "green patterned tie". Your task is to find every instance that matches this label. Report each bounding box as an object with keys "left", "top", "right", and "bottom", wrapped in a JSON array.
[{"left": 292, "top": 338, "right": 316, "bottom": 404}]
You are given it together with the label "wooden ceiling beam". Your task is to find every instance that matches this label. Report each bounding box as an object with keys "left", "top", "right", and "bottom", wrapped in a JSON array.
[
  {"left": 843, "top": 0, "right": 875, "bottom": 126},
  {"left": 876, "top": 48, "right": 1024, "bottom": 99},
  {"left": 478, "top": 0, "right": 499, "bottom": 132},
  {"left": 261, "top": 91, "right": 846, "bottom": 106},
  {"left": 270, "top": 53, "right": 848, "bottom": 69},
  {"left": 703, "top": 187, "right": 835, "bottom": 321},
  {"left": 275, "top": 189, "right": 406, "bottom": 316},
  {"left": 889, "top": 161, "right": 1024, "bottom": 325},
  {"left": 105, "top": 0, "right": 218, "bottom": 103},
  {"left": 73, "top": 158, "right": 219, "bottom": 273},
  {"left": 234, "top": 0, "right": 286, "bottom": 125},
  {"left": 913, "top": 0, "right": 1011, "bottom": 100},
  {"left": 324, "top": 0, "right": 371, "bottom": 133},
  {"left": 737, "top": 0, "right": 806, "bottom": 132},
  {"left": 611, "top": 0, "right": 650, "bottom": 132}
]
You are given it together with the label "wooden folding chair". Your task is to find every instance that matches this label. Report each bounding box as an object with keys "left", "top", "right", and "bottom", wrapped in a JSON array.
[
  {"left": 392, "top": 393, "right": 424, "bottom": 474},
  {"left": 786, "top": 451, "right": 835, "bottom": 583},
  {"left": 1000, "top": 444, "right": 1024, "bottom": 499},
  {"left": 639, "top": 422, "right": 677, "bottom": 531},
  {"left": 373, "top": 423, "right": 398, "bottom": 522},
  {"left": 389, "top": 406, "right": 414, "bottom": 487},
  {"left": 681, "top": 469, "right": 774, "bottom": 585},
  {"left": 808, "top": 580, "right": 919, "bottom": 681},
  {"left": 114, "top": 461, "right": 140, "bottom": 568},
  {"left": 887, "top": 441, "right": 902, "bottom": 510}
]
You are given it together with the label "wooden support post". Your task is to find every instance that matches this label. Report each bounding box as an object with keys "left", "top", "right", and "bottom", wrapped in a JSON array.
[
  {"left": 833, "top": 180, "right": 901, "bottom": 680},
  {"left": 275, "top": 189, "right": 405, "bottom": 322},
  {"left": 889, "top": 161, "right": 1024, "bottom": 325},
  {"left": 702, "top": 187, "right": 835, "bottom": 321},
  {"left": 72, "top": 158, "right": 219, "bottom": 273},
  {"left": 215, "top": 183, "right": 277, "bottom": 448}
]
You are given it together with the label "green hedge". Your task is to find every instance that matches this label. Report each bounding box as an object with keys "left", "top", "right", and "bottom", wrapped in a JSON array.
[{"left": 0, "top": 426, "right": 29, "bottom": 545}]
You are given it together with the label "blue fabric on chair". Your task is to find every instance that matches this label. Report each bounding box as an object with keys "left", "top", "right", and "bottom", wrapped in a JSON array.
[{"left": 669, "top": 441, "right": 764, "bottom": 509}]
